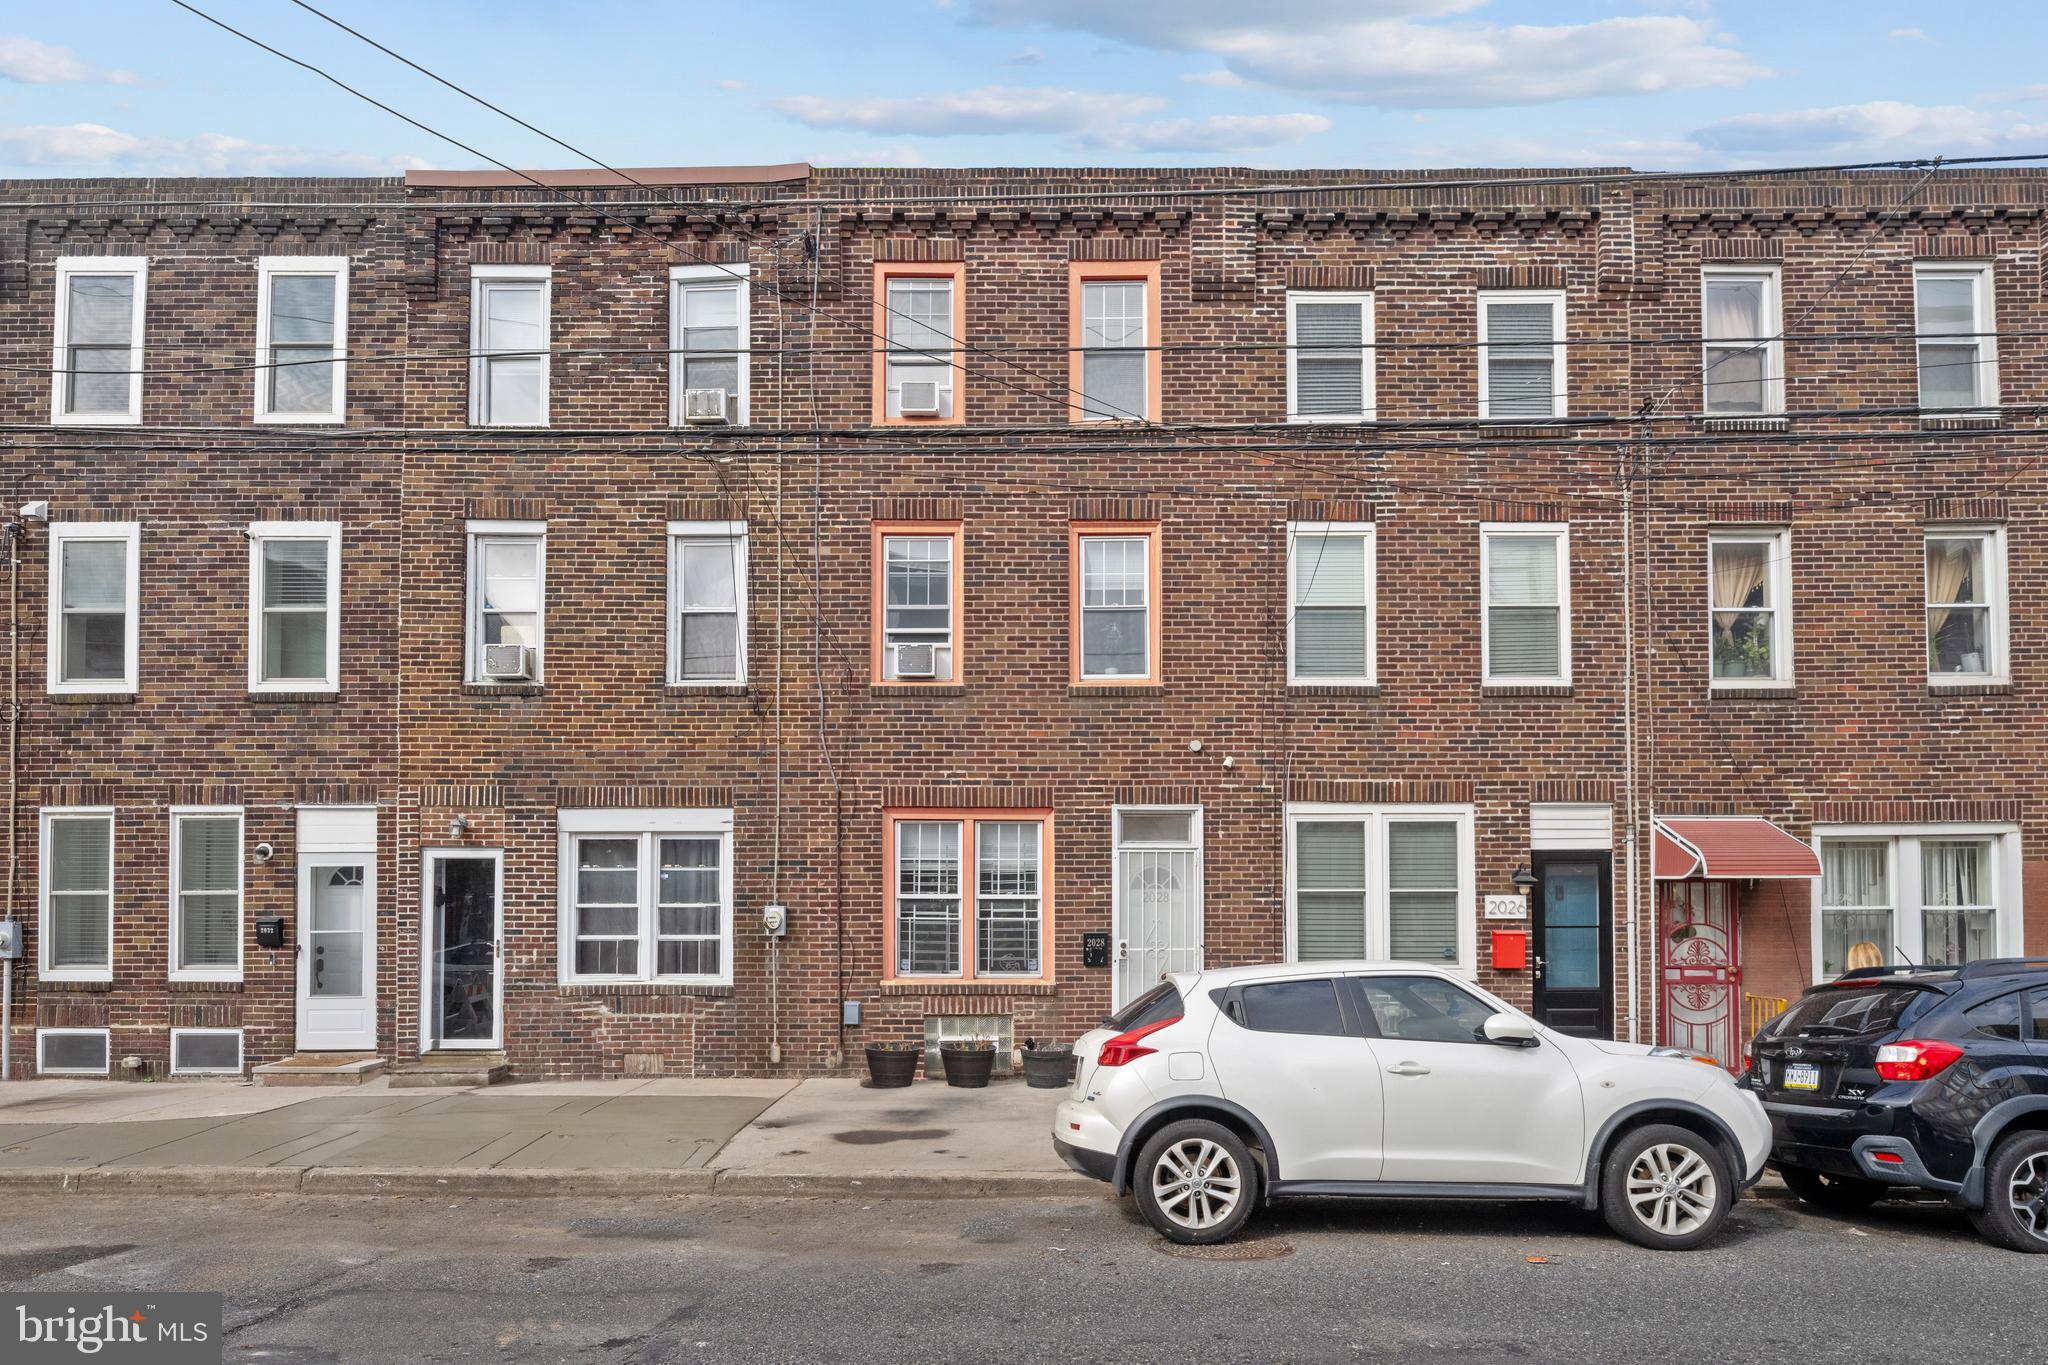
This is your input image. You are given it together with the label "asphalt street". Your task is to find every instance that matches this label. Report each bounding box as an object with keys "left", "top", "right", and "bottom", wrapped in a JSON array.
[{"left": 1, "top": 1189, "right": 2034, "bottom": 1364}]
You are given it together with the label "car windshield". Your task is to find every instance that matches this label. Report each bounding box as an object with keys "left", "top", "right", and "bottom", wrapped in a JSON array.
[
  {"left": 1767, "top": 985, "right": 1935, "bottom": 1040},
  {"left": 1104, "top": 981, "right": 1182, "bottom": 1032}
]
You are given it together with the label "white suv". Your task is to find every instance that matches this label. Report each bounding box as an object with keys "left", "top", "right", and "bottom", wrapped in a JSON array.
[{"left": 1052, "top": 962, "right": 1770, "bottom": 1248}]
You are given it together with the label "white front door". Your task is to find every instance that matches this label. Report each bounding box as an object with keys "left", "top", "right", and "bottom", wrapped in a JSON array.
[
  {"left": 295, "top": 806, "right": 378, "bottom": 1052},
  {"left": 1112, "top": 807, "right": 1203, "bottom": 1009}
]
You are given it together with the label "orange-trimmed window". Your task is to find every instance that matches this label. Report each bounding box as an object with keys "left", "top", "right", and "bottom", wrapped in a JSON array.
[
  {"left": 872, "top": 521, "right": 963, "bottom": 684},
  {"left": 1069, "top": 521, "right": 1162, "bottom": 685},
  {"left": 873, "top": 261, "right": 966, "bottom": 424},
  {"left": 1068, "top": 260, "right": 1160, "bottom": 423},
  {"left": 884, "top": 809, "right": 1053, "bottom": 981}
]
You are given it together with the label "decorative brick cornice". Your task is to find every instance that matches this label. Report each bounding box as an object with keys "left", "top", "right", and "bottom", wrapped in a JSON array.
[
  {"left": 465, "top": 497, "right": 547, "bottom": 521},
  {"left": 872, "top": 498, "right": 964, "bottom": 522},
  {"left": 881, "top": 785, "right": 1056, "bottom": 810},
  {"left": 1287, "top": 779, "right": 1475, "bottom": 804},
  {"left": 1924, "top": 497, "right": 2008, "bottom": 523},
  {"left": 420, "top": 784, "right": 502, "bottom": 809},
  {"left": 469, "top": 241, "right": 551, "bottom": 265},
  {"left": 554, "top": 785, "right": 733, "bottom": 810},
  {"left": 876, "top": 237, "right": 963, "bottom": 262},
  {"left": 1070, "top": 497, "right": 1161, "bottom": 522},
  {"left": 1531, "top": 780, "right": 1615, "bottom": 803},
  {"left": 1112, "top": 785, "right": 1200, "bottom": 807},
  {"left": 1812, "top": 799, "right": 2023, "bottom": 825},
  {"left": 1284, "top": 265, "right": 1374, "bottom": 290},
  {"left": 1287, "top": 499, "right": 1374, "bottom": 523}
]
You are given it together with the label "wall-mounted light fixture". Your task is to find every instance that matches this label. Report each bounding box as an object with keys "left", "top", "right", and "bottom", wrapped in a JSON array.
[
  {"left": 1512, "top": 864, "right": 1538, "bottom": 898},
  {"left": 447, "top": 814, "right": 469, "bottom": 841}
]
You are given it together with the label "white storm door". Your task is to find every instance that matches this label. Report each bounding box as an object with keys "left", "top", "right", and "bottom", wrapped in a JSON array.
[
  {"left": 295, "top": 807, "right": 377, "bottom": 1052},
  {"left": 1112, "top": 808, "right": 1203, "bottom": 1009}
]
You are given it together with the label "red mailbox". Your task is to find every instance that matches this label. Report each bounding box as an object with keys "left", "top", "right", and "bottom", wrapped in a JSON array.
[{"left": 1490, "top": 929, "right": 1529, "bottom": 970}]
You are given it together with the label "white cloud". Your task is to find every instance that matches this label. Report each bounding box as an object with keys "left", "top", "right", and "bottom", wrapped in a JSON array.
[
  {"left": 1180, "top": 69, "right": 1245, "bottom": 87},
  {"left": 816, "top": 144, "right": 932, "bottom": 168},
  {"left": 1087, "top": 112, "right": 1331, "bottom": 152},
  {"left": 965, "top": 2, "right": 1766, "bottom": 107},
  {"left": 1689, "top": 101, "right": 2048, "bottom": 161},
  {"left": 0, "top": 122, "right": 426, "bottom": 175},
  {"left": 0, "top": 34, "right": 137, "bottom": 85},
  {"left": 772, "top": 85, "right": 1167, "bottom": 135},
  {"left": 1887, "top": 27, "right": 1929, "bottom": 42}
]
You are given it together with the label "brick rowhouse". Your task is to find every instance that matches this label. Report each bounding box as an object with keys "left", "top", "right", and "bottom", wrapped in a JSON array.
[{"left": 2, "top": 163, "right": 2044, "bottom": 1079}]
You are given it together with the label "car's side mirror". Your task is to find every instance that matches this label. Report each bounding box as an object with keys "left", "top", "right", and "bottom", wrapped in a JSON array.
[{"left": 1481, "top": 1012, "right": 1539, "bottom": 1047}]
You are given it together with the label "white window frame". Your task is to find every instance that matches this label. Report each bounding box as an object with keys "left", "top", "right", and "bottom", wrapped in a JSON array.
[
  {"left": 1286, "top": 291, "right": 1375, "bottom": 423},
  {"left": 882, "top": 273, "right": 958, "bottom": 420},
  {"left": 1477, "top": 289, "right": 1567, "bottom": 421},
  {"left": 169, "top": 805, "right": 244, "bottom": 983},
  {"left": 469, "top": 264, "right": 551, "bottom": 428},
  {"left": 1810, "top": 825, "right": 2022, "bottom": 984},
  {"left": 1925, "top": 524, "right": 2008, "bottom": 687},
  {"left": 38, "top": 806, "right": 114, "bottom": 983},
  {"left": 46, "top": 520, "right": 139, "bottom": 696},
  {"left": 667, "top": 520, "right": 748, "bottom": 686},
  {"left": 1283, "top": 803, "right": 1478, "bottom": 976},
  {"left": 1076, "top": 531, "right": 1154, "bottom": 682},
  {"left": 246, "top": 521, "right": 342, "bottom": 694},
  {"left": 1078, "top": 277, "right": 1150, "bottom": 423},
  {"left": 1707, "top": 528, "right": 1793, "bottom": 688},
  {"left": 555, "top": 808, "right": 735, "bottom": 987},
  {"left": 170, "top": 1027, "right": 246, "bottom": 1075},
  {"left": 465, "top": 520, "right": 547, "bottom": 684},
  {"left": 254, "top": 256, "right": 349, "bottom": 423},
  {"left": 1700, "top": 265, "right": 1784, "bottom": 416},
  {"left": 50, "top": 255, "right": 146, "bottom": 426},
  {"left": 36, "top": 1027, "right": 112, "bottom": 1076},
  {"left": 669, "top": 263, "right": 749, "bottom": 426},
  {"left": 1913, "top": 262, "right": 1999, "bottom": 412},
  {"left": 1479, "top": 522, "right": 1572, "bottom": 686},
  {"left": 1287, "top": 521, "right": 1376, "bottom": 686}
]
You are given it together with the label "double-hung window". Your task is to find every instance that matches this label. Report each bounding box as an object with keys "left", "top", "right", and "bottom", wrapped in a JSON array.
[
  {"left": 248, "top": 522, "right": 341, "bottom": 693},
  {"left": 1481, "top": 524, "right": 1570, "bottom": 686},
  {"left": 51, "top": 256, "right": 146, "bottom": 424},
  {"left": 1914, "top": 263, "right": 1997, "bottom": 411},
  {"left": 469, "top": 265, "right": 550, "bottom": 427},
  {"left": 40, "top": 808, "right": 114, "bottom": 982},
  {"left": 1071, "top": 263, "right": 1158, "bottom": 422},
  {"left": 47, "top": 522, "right": 138, "bottom": 695},
  {"left": 876, "top": 265, "right": 962, "bottom": 422},
  {"left": 668, "top": 521, "right": 747, "bottom": 685},
  {"left": 671, "top": 264, "right": 747, "bottom": 425},
  {"left": 1701, "top": 267, "right": 1782, "bottom": 415},
  {"left": 557, "top": 809, "right": 733, "bottom": 985},
  {"left": 1072, "top": 523, "right": 1160, "bottom": 685},
  {"left": 1925, "top": 527, "right": 2005, "bottom": 683},
  {"left": 875, "top": 523, "right": 960, "bottom": 684},
  {"left": 170, "top": 808, "right": 242, "bottom": 980},
  {"left": 1708, "top": 530, "right": 1792, "bottom": 686},
  {"left": 1287, "top": 292, "right": 1373, "bottom": 422},
  {"left": 1815, "top": 828, "right": 2019, "bottom": 978},
  {"left": 1287, "top": 804, "right": 1475, "bottom": 972},
  {"left": 466, "top": 521, "right": 545, "bottom": 684},
  {"left": 1478, "top": 290, "right": 1565, "bottom": 420},
  {"left": 1288, "top": 523, "right": 1374, "bottom": 685},
  {"left": 887, "top": 810, "right": 1051, "bottom": 981},
  {"left": 255, "top": 257, "right": 347, "bottom": 422}
]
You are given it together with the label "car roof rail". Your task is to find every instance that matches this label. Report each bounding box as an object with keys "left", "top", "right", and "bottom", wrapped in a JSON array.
[
  {"left": 1833, "top": 964, "right": 1916, "bottom": 980},
  {"left": 1955, "top": 957, "right": 2048, "bottom": 981}
]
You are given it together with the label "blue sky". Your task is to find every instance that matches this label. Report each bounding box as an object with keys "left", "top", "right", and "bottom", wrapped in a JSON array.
[{"left": 4, "top": 1, "right": 2047, "bottom": 177}]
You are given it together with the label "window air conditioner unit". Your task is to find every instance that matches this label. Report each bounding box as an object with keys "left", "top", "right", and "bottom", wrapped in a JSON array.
[
  {"left": 481, "top": 643, "right": 534, "bottom": 681},
  {"left": 898, "top": 380, "right": 943, "bottom": 417},
  {"left": 892, "top": 642, "right": 938, "bottom": 679},
  {"left": 682, "top": 388, "right": 731, "bottom": 425}
]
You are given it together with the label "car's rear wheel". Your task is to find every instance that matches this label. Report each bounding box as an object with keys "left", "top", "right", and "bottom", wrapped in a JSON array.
[
  {"left": 1133, "top": 1119, "right": 1257, "bottom": 1245},
  {"left": 1600, "top": 1124, "right": 1731, "bottom": 1250},
  {"left": 1779, "top": 1164, "right": 1890, "bottom": 1213},
  {"left": 1969, "top": 1131, "right": 2048, "bottom": 1253}
]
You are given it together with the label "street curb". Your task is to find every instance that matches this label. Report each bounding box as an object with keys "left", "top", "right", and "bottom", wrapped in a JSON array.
[
  {"left": 711, "top": 1169, "right": 1096, "bottom": 1200},
  {"left": 0, "top": 1165, "right": 1086, "bottom": 1200}
]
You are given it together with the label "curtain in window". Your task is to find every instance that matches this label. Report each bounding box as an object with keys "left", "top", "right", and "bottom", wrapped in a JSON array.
[
  {"left": 1925, "top": 537, "right": 1986, "bottom": 673},
  {"left": 1923, "top": 840, "right": 1986, "bottom": 906},
  {"left": 177, "top": 817, "right": 240, "bottom": 970},
  {"left": 657, "top": 837, "right": 722, "bottom": 977},
  {"left": 1922, "top": 839, "right": 1993, "bottom": 966},
  {"left": 1487, "top": 535, "right": 1560, "bottom": 677},
  {"left": 48, "top": 817, "right": 112, "bottom": 969},
  {"left": 1484, "top": 302, "right": 1555, "bottom": 418},
  {"left": 1295, "top": 821, "right": 1366, "bottom": 960},
  {"left": 1293, "top": 532, "right": 1368, "bottom": 678},
  {"left": 1820, "top": 841, "right": 1890, "bottom": 976},
  {"left": 1710, "top": 540, "right": 1771, "bottom": 678},
  {"left": 1387, "top": 822, "right": 1459, "bottom": 962},
  {"left": 1293, "top": 300, "right": 1364, "bottom": 416},
  {"left": 262, "top": 540, "right": 329, "bottom": 681}
]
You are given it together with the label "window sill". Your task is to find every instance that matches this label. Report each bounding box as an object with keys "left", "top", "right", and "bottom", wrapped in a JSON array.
[
  {"left": 1481, "top": 683, "right": 1573, "bottom": 698},
  {"left": 559, "top": 981, "right": 734, "bottom": 999},
  {"left": 1920, "top": 413, "right": 2002, "bottom": 430},
  {"left": 51, "top": 413, "right": 141, "bottom": 428},
  {"left": 1287, "top": 683, "right": 1380, "bottom": 697},
  {"left": 880, "top": 979, "right": 1058, "bottom": 997},
  {"left": 248, "top": 690, "right": 339, "bottom": 703},
  {"left": 869, "top": 684, "right": 967, "bottom": 699},
  {"left": 1701, "top": 416, "right": 1788, "bottom": 431},
  {"left": 665, "top": 683, "right": 751, "bottom": 698},
  {"left": 48, "top": 691, "right": 136, "bottom": 705},
  {"left": 1709, "top": 683, "right": 1796, "bottom": 700},
  {"left": 253, "top": 412, "right": 346, "bottom": 426},
  {"left": 461, "top": 683, "right": 545, "bottom": 698},
  {"left": 1928, "top": 679, "right": 2013, "bottom": 696},
  {"left": 1068, "top": 683, "right": 1165, "bottom": 699}
]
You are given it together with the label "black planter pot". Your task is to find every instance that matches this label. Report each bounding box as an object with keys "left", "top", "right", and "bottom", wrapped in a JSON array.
[
  {"left": 939, "top": 1043, "right": 996, "bottom": 1088},
  {"left": 1020, "top": 1046, "right": 1073, "bottom": 1089},
  {"left": 864, "top": 1043, "right": 922, "bottom": 1088}
]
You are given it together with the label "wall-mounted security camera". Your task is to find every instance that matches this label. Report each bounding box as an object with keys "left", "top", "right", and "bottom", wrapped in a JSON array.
[
  {"left": 18, "top": 501, "right": 49, "bottom": 524},
  {"left": 251, "top": 842, "right": 275, "bottom": 864}
]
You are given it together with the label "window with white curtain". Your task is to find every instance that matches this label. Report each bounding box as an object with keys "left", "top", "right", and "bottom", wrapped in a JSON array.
[
  {"left": 1925, "top": 528, "right": 2005, "bottom": 682},
  {"left": 1478, "top": 290, "right": 1565, "bottom": 420},
  {"left": 1708, "top": 530, "right": 1791, "bottom": 685},
  {"left": 248, "top": 522, "right": 341, "bottom": 692},
  {"left": 52, "top": 257, "right": 146, "bottom": 424},
  {"left": 465, "top": 522, "right": 545, "bottom": 683},
  {"left": 1815, "top": 829, "right": 2017, "bottom": 980},
  {"left": 171, "top": 809, "right": 242, "bottom": 979},
  {"left": 1914, "top": 263, "right": 1997, "bottom": 411},
  {"left": 256, "top": 257, "right": 347, "bottom": 422},
  {"left": 668, "top": 522, "right": 746, "bottom": 685},
  {"left": 1287, "top": 292, "right": 1373, "bottom": 421},
  {"left": 1288, "top": 523, "right": 1374, "bottom": 684},
  {"left": 556, "top": 810, "right": 733, "bottom": 985},
  {"left": 1287, "top": 805, "right": 1474, "bottom": 971},
  {"left": 1481, "top": 525, "right": 1569, "bottom": 685},
  {"left": 48, "top": 522, "right": 138, "bottom": 694},
  {"left": 1701, "top": 267, "right": 1781, "bottom": 415},
  {"left": 40, "top": 809, "right": 114, "bottom": 981},
  {"left": 469, "top": 266, "right": 550, "bottom": 426},
  {"left": 670, "top": 265, "right": 747, "bottom": 424},
  {"left": 1079, "top": 279, "right": 1149, "bottom": 421}
]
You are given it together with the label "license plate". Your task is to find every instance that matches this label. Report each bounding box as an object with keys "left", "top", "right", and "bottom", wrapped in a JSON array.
[{"left": 1782, "top": 1062, "right": 1821, "bottom": 1092}]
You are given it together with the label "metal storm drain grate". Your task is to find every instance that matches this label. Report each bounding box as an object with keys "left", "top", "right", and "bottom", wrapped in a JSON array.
[{"left": 1153, "top": 1238, "right": 1297, "bottom": 1262}]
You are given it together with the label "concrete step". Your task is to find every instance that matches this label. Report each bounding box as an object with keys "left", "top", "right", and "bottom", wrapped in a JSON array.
[
  {"left": 252, "top": 1054, "right": 387, "bottom": 1087},
  {"left": 389, "top": 1052, "right": 511, "bottom": 1089}
]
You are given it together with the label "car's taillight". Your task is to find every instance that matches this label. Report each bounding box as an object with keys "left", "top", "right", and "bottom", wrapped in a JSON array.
[
  {"left": 1095, "top": 1014, "right": 1179, "bottom": 1067},
  {"left": 1874, "top": 1039, "right": 1964, "bottom": 1082}
]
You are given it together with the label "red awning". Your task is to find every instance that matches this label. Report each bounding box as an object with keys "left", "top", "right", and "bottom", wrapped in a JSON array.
[{"left": 1653, "top": 817, "right": 1822, "bottom": 880}]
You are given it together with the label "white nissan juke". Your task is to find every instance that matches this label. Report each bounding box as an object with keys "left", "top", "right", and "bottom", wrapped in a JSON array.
[{"left": 1053, "top": 962, "right": 1771, "bottom": 1248}]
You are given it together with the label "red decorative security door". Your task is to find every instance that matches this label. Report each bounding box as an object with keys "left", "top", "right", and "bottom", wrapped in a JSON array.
[{"left": 1660, "top": 881, "right": 1741, "bottom": 1068}]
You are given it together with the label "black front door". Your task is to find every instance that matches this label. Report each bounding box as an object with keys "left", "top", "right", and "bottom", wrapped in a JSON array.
[{"left": 1531, "top": 852, "right": 1613, "bottom": 1039}]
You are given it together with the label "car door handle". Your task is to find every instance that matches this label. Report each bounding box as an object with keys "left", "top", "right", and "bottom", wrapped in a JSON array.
[{"left": 1386, "top": 1061, "right": 1431, "bottom": 1076}]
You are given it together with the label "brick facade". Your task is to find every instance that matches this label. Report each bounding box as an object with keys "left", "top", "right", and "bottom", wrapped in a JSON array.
[{"left": 2, "top": 164, "right": 2043, "bottom": 1078}]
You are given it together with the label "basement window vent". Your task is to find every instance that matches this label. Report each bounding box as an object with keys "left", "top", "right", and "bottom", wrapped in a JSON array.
[
  {"left": 37, "top": 1028, "right": 111, "bottom": 1075},
  {"left": 923, "top": 1014, "right": 1015, "bottom": 1075},
  {"left": 170, "top": 1029, "right": 244, "bottom": 1075}
]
